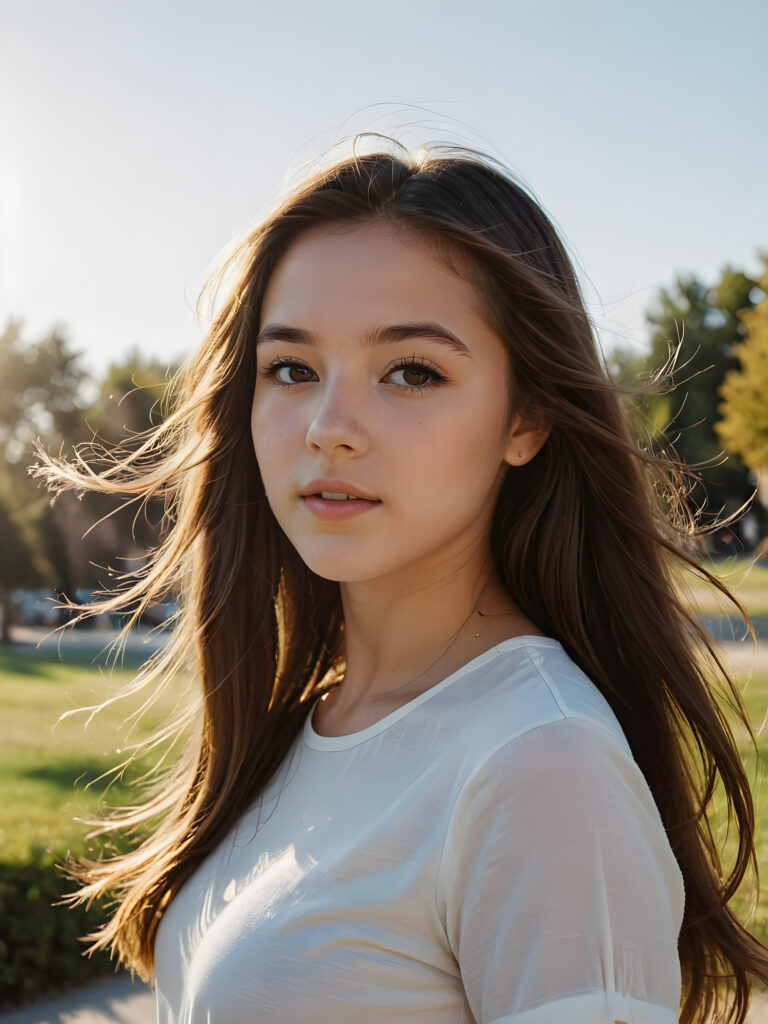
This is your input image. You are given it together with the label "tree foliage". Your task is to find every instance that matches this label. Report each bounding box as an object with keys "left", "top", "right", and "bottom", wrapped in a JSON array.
[
  {"left": 716, "top": 285, "right": 768, "bottom": 476},
  {"left": 85, "top": 344, "right": 175, "bottom": 448},
  {"left": 0, "top": 500, "right": 42, "bottom": 642},
  {"left": 0, "top": 320, "right": 91, "bottom": 507},
  {"left": 643, "top": 261, "right": 765, "bottom": 521},
  {"left": 0, "top": 320, "right": 181, "bottom": 628},
  {"left": 76, "top": 347, "right": 180, "bottom": 573}
]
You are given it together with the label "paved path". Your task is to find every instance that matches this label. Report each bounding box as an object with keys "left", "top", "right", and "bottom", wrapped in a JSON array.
[
  {"left": 8, "top": 625, "right": 167, "bottom": 658},
  {"left": 0, "top": 977, "right": 154, "bottom": 1024},
  {"left": 10, "top": 623, "right": 768, "bottom": 672},
  {"left": 719, "top": 638, "right": 768, "bottom": 673},
  {"left": 1, "top": 979, "right": 767, "bottom": 1023}
]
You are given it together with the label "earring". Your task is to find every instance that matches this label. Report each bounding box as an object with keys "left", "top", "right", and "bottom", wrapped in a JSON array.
[{"left": 518, "top": 451, "right": 524, "bottom": 459}]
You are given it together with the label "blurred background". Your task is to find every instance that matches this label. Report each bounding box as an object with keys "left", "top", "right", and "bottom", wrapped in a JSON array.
[{"left": 1, "top": 0, "right": 767, "bottom": 1017}]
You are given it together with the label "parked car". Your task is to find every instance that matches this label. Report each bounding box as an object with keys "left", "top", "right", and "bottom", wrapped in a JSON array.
[
  {"left": 11, "top": 589, "right": 61, "bottom": 626},
  {"left": 138, "top": 599, "right": 178, "bottom": 628}
]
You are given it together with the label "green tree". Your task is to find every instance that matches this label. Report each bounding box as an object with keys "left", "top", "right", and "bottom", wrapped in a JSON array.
[
  {"left": 0, "top": 319, "right": 92, "bottom": 506},
  {"left": 77, "top": 348, "right": 181, "bottom": 577},
  {"left": 0, "top": 322, "right": 180, "bottom": 604},
  {"left": 604, "top": 344, "right": 675, "bottom": 450},
  {"left": 0, "top": 500, "right": 42, "bottom": 643},
  {"left": 644, "top": 262, "right": 764, "bottom": 524},
  {"left": 56, "top": 349, "right": 182, "bottom": 603},
  {"left": 0, "top": 320, "right": 94, "bottom": 605},
  {"left": 85, "top": 345, "right": 177, "bottom": 447}
]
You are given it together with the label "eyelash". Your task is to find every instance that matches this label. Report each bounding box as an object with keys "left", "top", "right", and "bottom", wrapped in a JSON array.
[{"left": 258, "top": 354, "right": 448, "bottom": 395}]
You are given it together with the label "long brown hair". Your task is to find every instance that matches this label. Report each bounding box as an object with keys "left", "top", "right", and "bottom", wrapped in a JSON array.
[{"left": 34, "top": 135, "right": 768, "bottom": 1023}]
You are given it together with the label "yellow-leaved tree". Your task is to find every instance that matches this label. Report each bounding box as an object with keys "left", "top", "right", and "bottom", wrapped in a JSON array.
[{"left": 716, "top": 258, "right": 768, "bottom": 513}]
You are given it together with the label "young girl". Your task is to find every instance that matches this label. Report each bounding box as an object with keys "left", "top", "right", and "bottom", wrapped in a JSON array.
[{"left": 37, "top": 137, "right": 768, "bottom": 1024}]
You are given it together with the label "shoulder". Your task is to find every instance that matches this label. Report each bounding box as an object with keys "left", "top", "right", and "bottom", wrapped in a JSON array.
[
  {"left": 440, "top": 636, "right": 672, "bottom": 842},
  {"left": 447, "top": 636, "right": 634, "bottom": 773},
  {"left": 437, "top": 645, "right": 685, "bottom": 933}
]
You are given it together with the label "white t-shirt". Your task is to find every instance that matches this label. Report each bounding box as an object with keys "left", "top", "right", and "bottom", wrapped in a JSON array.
[{"left": 154, "top": 635, "right": 684, "bottom": 1024}]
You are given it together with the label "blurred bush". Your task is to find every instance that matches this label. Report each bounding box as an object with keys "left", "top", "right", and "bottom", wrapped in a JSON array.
[{"left": 0, "top": 844, "right": 118, "bottom": 1009}]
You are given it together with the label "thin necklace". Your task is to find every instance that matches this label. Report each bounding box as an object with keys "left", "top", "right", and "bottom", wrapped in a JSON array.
[{"left": 328, "top": 572, "right": 511, "bottom": 702}]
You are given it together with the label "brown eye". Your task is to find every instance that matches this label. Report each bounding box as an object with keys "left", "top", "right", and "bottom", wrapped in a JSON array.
[
  {"left": 259, "top": 359, "right": 317, "bottom": 387},
  {"left": 281, "top": 365, "right": 313, "bottom": 384},
  {"left": 387, "top": 356, "right": 447, "bottom": 394},
  {"left": 400, "top": 366, "right": 432, "bottom": 387}
]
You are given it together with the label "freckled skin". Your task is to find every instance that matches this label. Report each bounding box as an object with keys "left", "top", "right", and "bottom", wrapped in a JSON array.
[{"left": 251, "top": 220, "right": 549, "bottom": 717}]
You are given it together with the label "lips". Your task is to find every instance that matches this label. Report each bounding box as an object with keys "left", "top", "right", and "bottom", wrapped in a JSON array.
[
  {"left": 302, "top": 494, "right": 382, "bottom": 520},
  {"left": 300, "top": 479, "right": 380, "bottom": 502},
  {"left": 312, "top": 493, "right": 370, "bottom": 500}
]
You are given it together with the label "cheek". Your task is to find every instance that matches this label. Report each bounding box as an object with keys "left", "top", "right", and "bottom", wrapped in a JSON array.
[
  {"left": 250, "top": 401, "right": 283, "bottom": 492},
  {"left": 400, "top": 414, "right": 503, "bottom": 507},
  {"left": 251, "top": 387, "right": 277, "bottom": 433},
  {"left": 250, "top": 398, "right": 265, "bottom": 462},
  {"left": 251, "top": 396, "right": 294, "bottom": 459}
]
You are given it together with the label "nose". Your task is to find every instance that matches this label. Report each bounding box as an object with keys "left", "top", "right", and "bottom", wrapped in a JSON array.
[{"left": 305, "top": 374, "right": 370, "bottom": 455}]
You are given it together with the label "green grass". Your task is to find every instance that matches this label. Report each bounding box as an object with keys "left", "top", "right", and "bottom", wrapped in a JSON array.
[
  {"left": 708, "top": 666, "right": 768, "bottom": 943},
  {"left": 0, "top": 645, "right": 180, "bottom": 863},
  {"left": 676, "top": 556, "right": 768, "bottom": 617},
  {"left": 2, "top": 633, "right": 768, "bottom": 944},
  {"left": 706, "top": 558, "right": 768, "bottom": 587}
]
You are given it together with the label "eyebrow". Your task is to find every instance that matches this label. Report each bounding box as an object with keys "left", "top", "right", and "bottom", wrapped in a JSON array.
[{"left": 254, "top": 321, "right": 473, "bottom": 359}]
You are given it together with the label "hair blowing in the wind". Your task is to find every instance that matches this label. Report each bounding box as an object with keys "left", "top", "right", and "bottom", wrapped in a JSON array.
[{"left": 33, "top": 135, "right": 768, "bottom": 1024}]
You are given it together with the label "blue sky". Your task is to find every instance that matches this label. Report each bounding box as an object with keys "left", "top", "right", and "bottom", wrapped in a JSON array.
[{"left": 1, "top": 0, "right": 766, "bottom": 377}]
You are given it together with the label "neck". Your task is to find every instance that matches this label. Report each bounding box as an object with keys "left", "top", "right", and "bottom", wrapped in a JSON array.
[{"left": 330, "top": 554, "right": 534, "bottom": 712}]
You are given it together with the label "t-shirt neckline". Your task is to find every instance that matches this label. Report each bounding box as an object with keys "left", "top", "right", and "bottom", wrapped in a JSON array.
[{"left": 302, "top": 635, "right": 561, "bottom": 752}]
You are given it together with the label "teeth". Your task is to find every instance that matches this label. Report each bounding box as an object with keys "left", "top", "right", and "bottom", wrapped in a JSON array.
[{"left": 320, "top": 491, "right": 358, "bottom": 500}]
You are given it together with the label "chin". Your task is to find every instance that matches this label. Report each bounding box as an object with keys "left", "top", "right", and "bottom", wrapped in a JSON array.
[
  {"left": 288, "top": 544, "right": 384, "bottom": 584},
  {"left": 299, "top": 560, "right": 376, "bottom": 584}
]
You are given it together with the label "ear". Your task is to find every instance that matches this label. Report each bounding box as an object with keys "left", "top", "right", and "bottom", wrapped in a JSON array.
[{"left": 502, "top": 409, "right": 552, "bottom": 468}]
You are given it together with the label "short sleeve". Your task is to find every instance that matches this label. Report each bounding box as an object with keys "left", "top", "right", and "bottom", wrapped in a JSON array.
[{"left": 436, "top": 717, "right": 685, "bottom": 1024}]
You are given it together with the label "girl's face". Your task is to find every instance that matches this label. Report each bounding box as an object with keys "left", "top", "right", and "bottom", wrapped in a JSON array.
[{"left": 251, "top": 220, "right": 535, "bottom": 586}]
